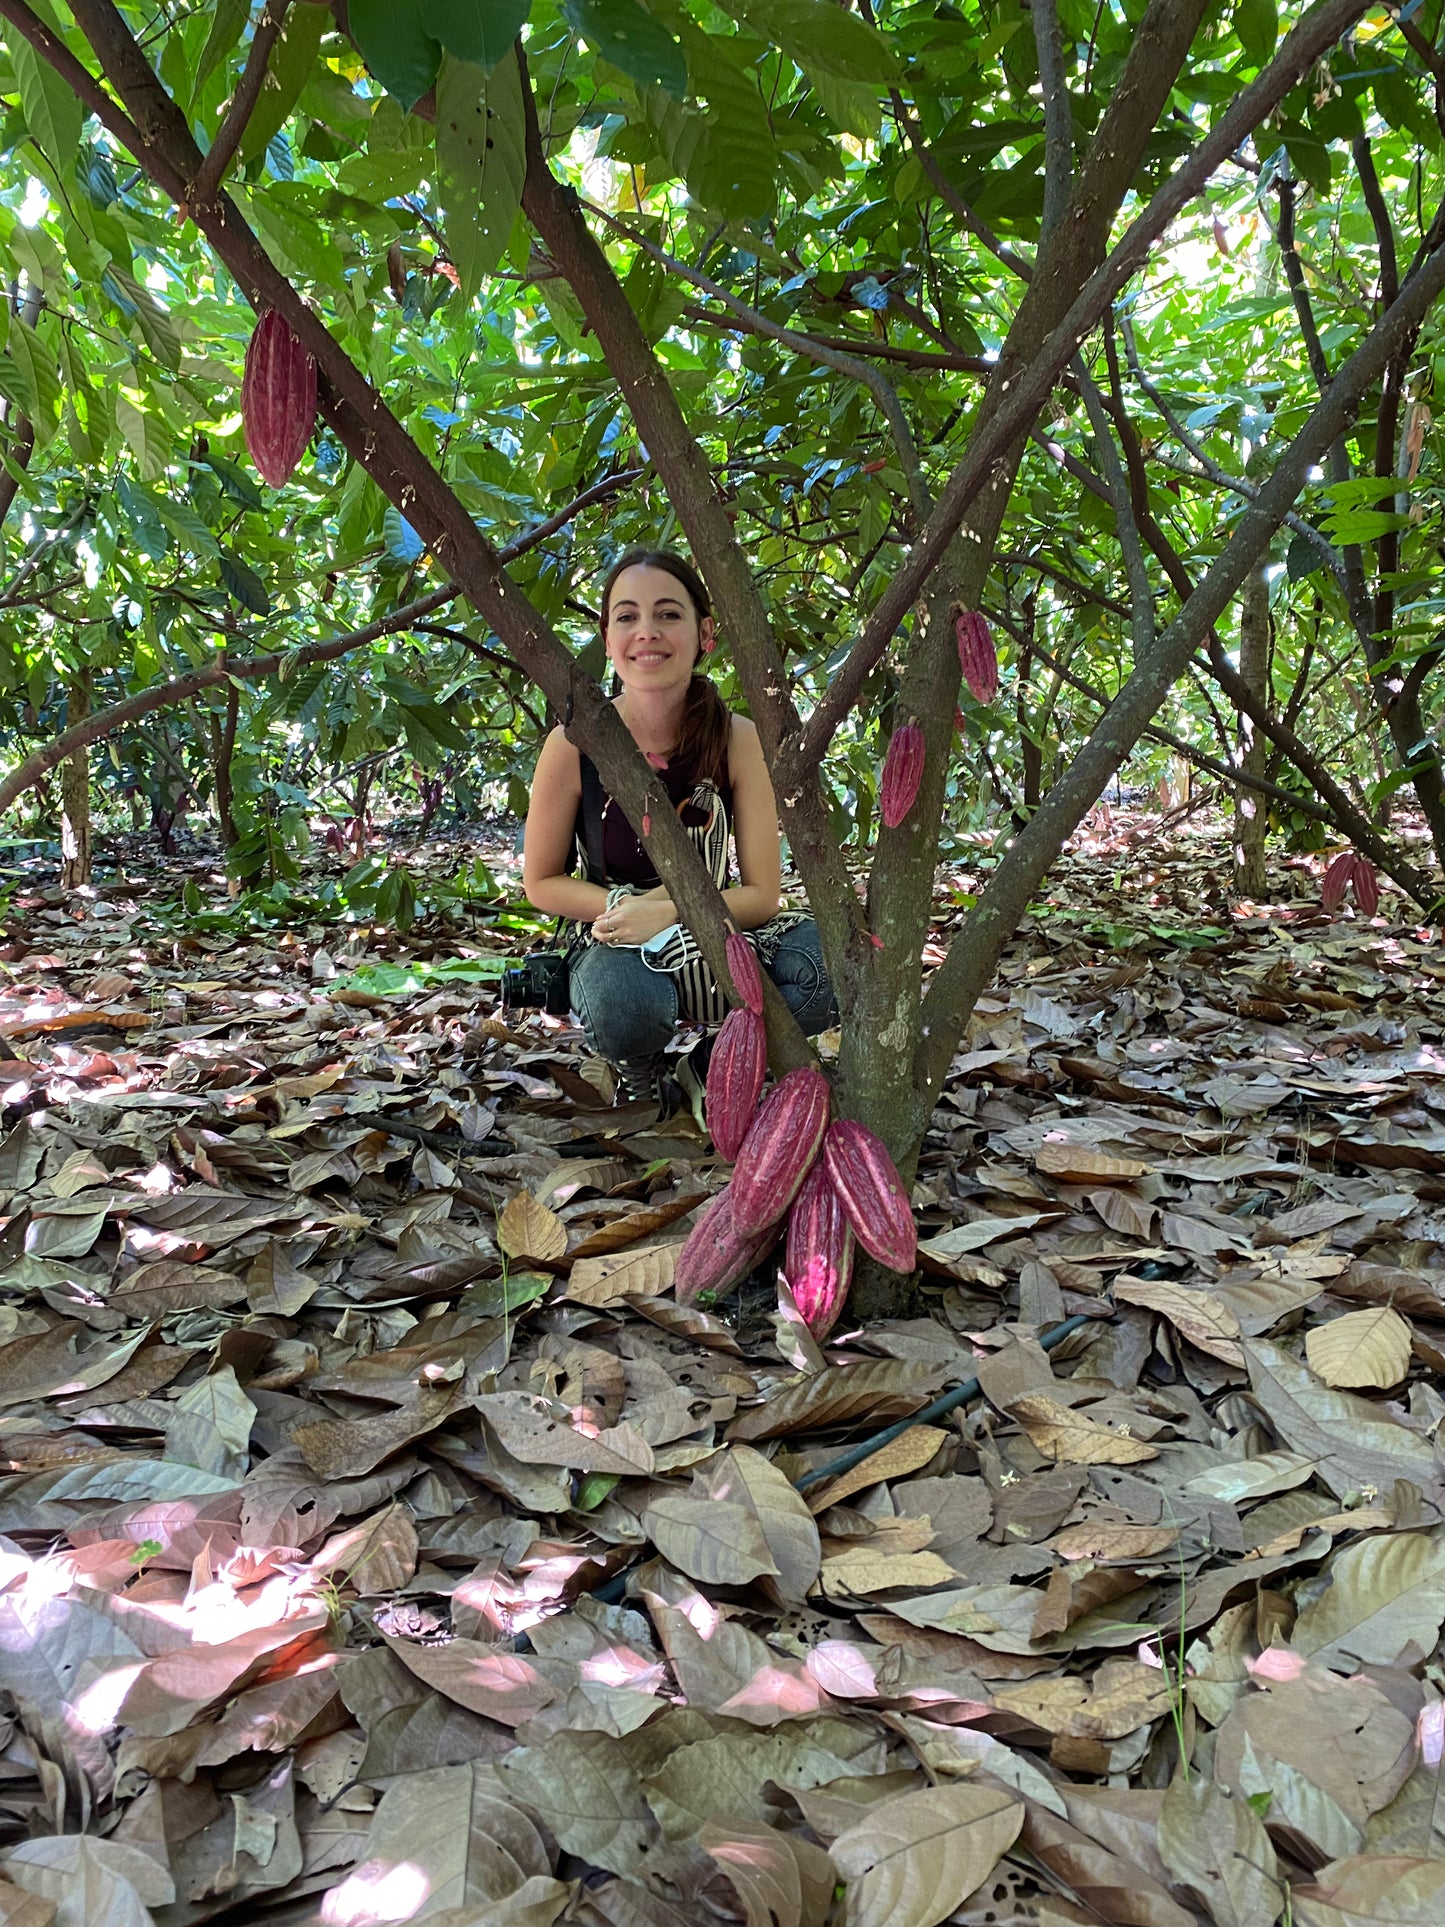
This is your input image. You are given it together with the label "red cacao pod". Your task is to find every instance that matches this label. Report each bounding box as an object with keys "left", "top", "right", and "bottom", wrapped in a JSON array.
[
  {"left": 955, "top": 608, "right": 999, "bottom": 705},
  {"left": 673, "top": 1185, "right": 776, "bottom": 1303},
  {"left": 731, "top": 1066, "right": 831, "bottom": 1239},
  {"left": 1352, "top": 856, "right": 1380, "bottom": 917},
  {"left": 881, "top": 720, "right": 925, "bottom": 829},
  {"left": 822, "top": 1118, "right": 916, "bottom": 1273},
  {"left": 243, "top": 309, "right": 317, "bottom": 487},
  {"left": 726, "top": 931, "right": 764, "bottom": 1014},
  {"left": 784, "top": 1161, "right": 855, "bottom": 1340},
  {"left": 1321, "top": 851, "right": 1355, "bottom": 913},
  {"left": 706, "top": 1006, "right": 767, "bottom": 1161}
]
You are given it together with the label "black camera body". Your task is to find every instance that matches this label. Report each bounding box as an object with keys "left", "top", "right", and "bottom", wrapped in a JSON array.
[{"left": 500, "top": 950, "right": 572, "bottom": 1015}]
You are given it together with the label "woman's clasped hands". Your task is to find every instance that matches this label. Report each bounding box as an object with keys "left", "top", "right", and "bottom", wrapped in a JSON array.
[{"left": 591, "top": 886, "right": 677, "bottom": 948}]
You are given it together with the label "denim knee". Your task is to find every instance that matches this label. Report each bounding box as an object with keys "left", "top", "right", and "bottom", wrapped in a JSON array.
[
  {"left": 765, "top": 920, "right": 838, "bottom": 1036},
  {"left": 570, "top": 944, "right": 678, "bottom": 1061}
]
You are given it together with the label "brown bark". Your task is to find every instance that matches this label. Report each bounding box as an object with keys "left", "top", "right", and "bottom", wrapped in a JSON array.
[
  {"left": 1233, "top": 568, "right": 1270, "bottom": 896},
  {"left": 60, "top": 670, "right": 91, "bottom": 892},
  {"left": 214, "top": 682, "right": 240, "bottom": 849}
]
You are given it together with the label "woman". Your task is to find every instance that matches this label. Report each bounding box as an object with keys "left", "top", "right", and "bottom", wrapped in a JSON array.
[{"left": 522, "top": 548, "right": 836, "bottom": 1107}]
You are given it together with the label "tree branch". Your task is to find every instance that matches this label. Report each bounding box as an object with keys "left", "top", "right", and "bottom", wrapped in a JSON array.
[
  {"left": 1030, "top": 0, "right": 1073, "bottom": 238},
  {"left": 792, "top": 0, "right": 1379, "bottom": 772},
  {"left": 889, "top": 90, "right": 1033, "bottom": 280},
  {"left": 190, "top": 0, "right": 291, "bottom": 206},
  {"left": 680, "top": 305, "right": 994, "bottom": 376}
]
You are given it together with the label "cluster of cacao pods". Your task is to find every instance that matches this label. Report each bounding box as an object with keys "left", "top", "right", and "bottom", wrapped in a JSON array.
[
  {"left": 880, "top": 718, "right": 924, "bottom": 828},
  {"left": 955, "top": 608, "right": 998, "bottom": 705},
  {"left": 243, "top": 309, "right": 317, "bottom": 487},
  {"left": 683, "top": 932, "right": 917, "bottom": 1339},
  {"left": 1321, "top": 849, "right": 1381, "bottom": 917}
]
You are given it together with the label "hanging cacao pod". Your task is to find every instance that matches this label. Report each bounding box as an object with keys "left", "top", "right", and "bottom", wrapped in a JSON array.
[
  {"left": 706, "top": 1005, "right": 767, "bottom": 1161},
  {"left": 243, "top": 309, "right": 317, "bottom": 487},
  {"left": 726, "top": 931, "right": 765, "bottom": 1014},
  {"left": 1321, "top": 851, "right": 1355, "bottom": 913},
  {"left": 955, "top": 608, "right": 999, "bottom": 705},
  {"left": 1351, "top": 857, "right": 1380, "bottom": 917},
  {"left": 880, "top": 720, "right": 925, "bottom": 829},
  {"left": 674, "top": 1186, "right": 776, "bottom": 1303},
  {"left": 784, "top": 1161, "right": 855, "bottom": 1340},
  {"left": 731, "top": 1066, "right": 831, "bottom": 1238},
  {"left": 822, "top": 1118, "right": 917, "bottom": 1273}
]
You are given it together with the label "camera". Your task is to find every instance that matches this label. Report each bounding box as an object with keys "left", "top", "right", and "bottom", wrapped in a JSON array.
[{"left": 500, "top": 951, "right": 572, "bottom": 1015}]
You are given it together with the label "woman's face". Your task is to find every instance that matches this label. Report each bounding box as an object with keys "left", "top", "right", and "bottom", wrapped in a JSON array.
[{"left": 603, "top": 564, "right": 714, "bottom": 695}]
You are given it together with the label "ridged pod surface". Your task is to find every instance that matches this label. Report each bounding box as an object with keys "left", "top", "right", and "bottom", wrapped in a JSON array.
[
  {"left": 726, "top": 931, "right": 765, "bottom": 1014},
  {"left": 731, "top": 1066, "right": 831, "bottom": 1238},
  {"left": 822, "top": 1118, "right": 917, "bottom": 1273},
  {"left": 881, "top": 721, "right": 925, "bottom": 829},
  {"left": 673, "top": 1186, "right": 776, "bottom": 1303},
  {"left": 1322, "top": 851, "right": 1356, "bottom": 912},
  {"left": 1352, "top": 857, "right": 1380, "bottom": 917},
  {"left": 955, "top": 609, "right": 999, "bottom": 705},
  {"left": 784, "top": 1161, "right": 855, "bottom": 1339},
  {"left": 706, "top": 1006, "right": 767, "bottom": 1161},
  {"left": 243, "top": 310, "right": 317, "bottom": 487}
]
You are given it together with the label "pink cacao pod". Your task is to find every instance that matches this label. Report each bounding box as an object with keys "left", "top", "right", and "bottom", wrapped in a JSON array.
[
  {"left": 822, "top": 1118, "right": 917, "bottom": 1273},
  {"left": 955, "top": 609, "right": 999, "bottom": 705},
  {"left": 731, "top": 1066, "right": 831, "bottom": 1239},
  {"left": 674, "top": 1186, "right": 776, "bottom": 1303},
  {"left": 243, "top": 309, "right": 317, "bottom": 487},
  {"left": 1352, "top": 857, "right": 1380, "bottom": 917},
  {"left": 881, "top": 720, "right": 925, "bottom": 829},
  {"left": 784, "top": 1161, "right": 855, "bottom": 1340},
  {"left": 706, "top": 1006, "right": 767, "bottom": 1161},
  {"left": 1321, "top": 851, "right": 1355, "bottom": 913},
  {"left": 726, "top": 931, "right": 764, "bottom": 1014}
]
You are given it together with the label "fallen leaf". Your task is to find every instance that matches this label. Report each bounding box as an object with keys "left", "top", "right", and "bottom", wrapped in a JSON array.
[
  {"left": 1010, "top": 1395, "right": 1158, "bottom": 1465},
  {"left": 1306, "top": 1307, "right": 1412, "bottom": 1389},
  {"left": 498, "top": 1190, "right": 568, "bottom": 1264},
  {"left": 829, "top": 1782, "right": 1024, "bottom": 1927}
]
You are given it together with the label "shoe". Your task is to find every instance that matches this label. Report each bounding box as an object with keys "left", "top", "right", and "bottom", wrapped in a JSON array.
[{"left": 613, "top": 1055, "right": 665, "bottom": 1105}]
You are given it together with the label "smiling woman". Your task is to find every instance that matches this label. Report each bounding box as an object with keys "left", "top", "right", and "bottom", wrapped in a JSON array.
[{"left": 521, "top": 549, "right": 836, "bottom": 1109}]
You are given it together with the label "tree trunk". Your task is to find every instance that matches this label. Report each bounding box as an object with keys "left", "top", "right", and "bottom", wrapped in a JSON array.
[
  {"left": 212, "top": 685, "right": 240, "bottom": 849},
  {"left": 1233, "top": 567, "right": 1270, "bottom": 895},
  {"left": 60, "top": 671, "right": 92, "bottom": 892}
]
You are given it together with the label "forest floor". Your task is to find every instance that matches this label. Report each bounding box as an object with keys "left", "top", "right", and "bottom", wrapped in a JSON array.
[{"left": 1, "top": 805, "right": 1444, "bottom": 1927}]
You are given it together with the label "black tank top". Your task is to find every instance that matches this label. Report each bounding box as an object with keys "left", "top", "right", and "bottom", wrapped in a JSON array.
[{"left": 575, "top": 750, "right": 733, "bottom": 887}]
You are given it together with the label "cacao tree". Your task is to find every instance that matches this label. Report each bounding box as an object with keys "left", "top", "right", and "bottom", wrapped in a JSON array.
[{"left": 2, "top": 0, "right": 1445, "bottom": 1313}]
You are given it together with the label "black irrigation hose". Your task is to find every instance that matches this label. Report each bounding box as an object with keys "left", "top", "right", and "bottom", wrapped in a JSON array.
[{"left": 585, "top": 1310, "right": 1108, "bottom": 1609}]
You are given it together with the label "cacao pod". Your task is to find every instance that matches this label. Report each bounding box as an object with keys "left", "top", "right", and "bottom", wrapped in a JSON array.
[
  {"left": 955, "top": 608, "right": 999, "bottom": 705},
  {"left": 822, "top": 1118, "right": 917, "bottom": 1273},
  {"left": 726, "top": 931, "right": 765, "bottom": 1014},
  {"left": 706, "top": 1005, "right": 767, "bottom": 1161},
  {"left": 881, "top": 720, "right": 925, "bottom": 829},
  {"left": 243, "top": 309, "right": 317, "bottom": 487},
  {"left": 784, "top": 1161, "right": 855, "bottom": 1340},
  {"left": 731, "top": 1065, "right": 831, "bottom": 1238},
  {"left": 1352, "top": 856, "right": 1380, "bottom": 917},
  {"left": 1321, "top": 850, "right": 1355, "bottom": 912},
  {"left": 673, "top": 1185, "right": 776, "bottom": 1303}
]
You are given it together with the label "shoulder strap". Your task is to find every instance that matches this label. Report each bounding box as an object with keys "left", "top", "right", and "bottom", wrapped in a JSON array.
[{"left": 578, "top": 754, "right": 608, "bottom": 885}]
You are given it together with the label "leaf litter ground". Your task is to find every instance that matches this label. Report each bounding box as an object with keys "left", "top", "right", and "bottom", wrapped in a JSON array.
[{"left": 2, "top": 811, "right": 1445, "bottom": 1924}]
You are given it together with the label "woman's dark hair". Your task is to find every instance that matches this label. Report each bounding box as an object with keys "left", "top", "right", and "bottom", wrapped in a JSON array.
[{"left": 600, "top": 548, "right": 730, "bottom": 788}]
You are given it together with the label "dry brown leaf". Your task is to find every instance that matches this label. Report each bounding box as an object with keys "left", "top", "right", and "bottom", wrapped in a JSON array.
[
  {"left": 498, "top": 1189, "right": 568, "bottom": 1264},
  {"left": 728, "top": 1360, "right": 940, "bottom": 1441},
  {"left": 700, "top": 1819, "right": 835, "bottom": 1927},
  {"left": 805, "top": 1426, "right": 948, "bottom": 1513},
  {"left": 820, "top": 1547, "right": 958, "bottom": 1597},
  {"left": 642, "top": 1494, "right": 780, "bottom": 1587},
  {"left": 475, "top": 1392, "right": 656, "bottom": 1476},
  {"left": 1306, "top": 1307, "right": 1412, "bottom": 1389},
  {"left": 564, "top": 1243, "right": 676, "bottom": 1308},
  {"left": 1010, "top": 1395, "right": 1158, "bottom": 1465},
  {"left": 308, "top": 1502, "right": 418, "bottom": 1594},
  {"left": 1048, "top": 1522, "right": 1179, "bottom": 1563},
  {"left": 830, "top": 1782, "right": 1024, "bottom": 1927},
  {"left": 566, "top": 1191, "right": 705, "bottom": 1259},
  {"left": 992, "top": 1658, "right": 1174, "bottom": 1739},
  {"left": 1035, "top": 1141, "right": 1150, "bottom": 1183},
  {"left": 1113, "top": 1277, "right": 1245, "bottom": 1365},
  {"left": 384, "top": 1635, "right": 558, "bottom": 1726}
]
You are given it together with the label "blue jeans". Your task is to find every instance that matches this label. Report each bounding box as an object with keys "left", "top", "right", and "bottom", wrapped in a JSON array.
[{"left": 570, "top": 920, "right": 838, "bottom": 1063}]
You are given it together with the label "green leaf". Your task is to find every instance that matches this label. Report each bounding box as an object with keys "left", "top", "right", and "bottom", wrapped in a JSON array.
[
  {"left": 0, "top": 322, "right": 60, "bottom": 447},
  {"left": 435, "top": 49, "right": 527, "bottom": 298},
  {"left": 351, "top": 0, "right": 443, "bottom": 111},
  {"left": 1233, "top": 0, "right": 1276, "bottom": 65},
  {"left": 154, "top": 494, "right": 221, "bottom": 558},
  {"left": 561, "top": 0, "right": 687, "bottom": 100},
  {"left": 5, "top": 28, "right": 83, "bottom": 175},
  {"left": 238, "top": 3, "right": 329, "bottom": 161},
  {"left": 721, "top": 0, "right": 898, "bottom": 84},
  {"left": 189, "top": 0, "right": 249, "bottom": 107},
  {"left": 220, "top": 549, "right": 271, "bottom": 615},
  {"left": 422, "top": 0, "right": 531, "bottom": 72}
]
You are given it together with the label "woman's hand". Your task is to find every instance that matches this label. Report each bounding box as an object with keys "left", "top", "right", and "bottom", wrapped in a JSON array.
[{"left": 592, "top": 894, "right": 677, "bottom": 948}]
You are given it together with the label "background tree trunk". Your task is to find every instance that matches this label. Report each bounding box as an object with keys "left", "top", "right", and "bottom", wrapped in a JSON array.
[
  {"left": 1233, "top": 566, "right": 1270, "bottom": 894},
  {"left": 60, "top": 669, "right": 91, "bottom": 892}
]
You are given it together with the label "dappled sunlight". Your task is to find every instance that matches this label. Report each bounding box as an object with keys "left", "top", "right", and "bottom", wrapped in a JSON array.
[{"left": 320, "top": 1859, "right": 432, "bottom": 1926}]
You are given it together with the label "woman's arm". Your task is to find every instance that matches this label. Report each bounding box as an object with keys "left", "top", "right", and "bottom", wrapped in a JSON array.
[
  {"left": 522, "top": 727, "right": 609, "bottom": 923},
  {"left": 629, "top": 716, "right": 781, "bottom": 934}
]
